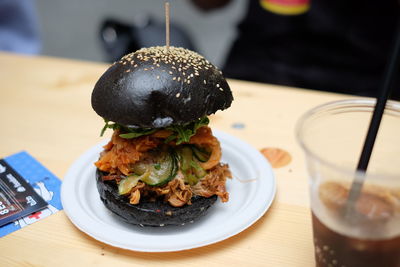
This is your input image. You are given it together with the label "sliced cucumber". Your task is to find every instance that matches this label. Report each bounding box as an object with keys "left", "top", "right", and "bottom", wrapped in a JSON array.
[
  {"left": 192, "top": 146, "right": 211, "bottom": 162},
  {"left": 190, "top": 159, "right": 207, "bottom": 178},
  {"left": 118, "top": 173, "right": 148, "bottom": 195},
  {"left": 141, "top": 150, "right": 177, "bottom": 187},
  {"left": 177, "top": 145, "right": 208, "bottom": 185},
  {"left": 179, "top": 146, "right": 193, "bottom": 171},
  {"left": 185, "top": 172, "right": 198, "bottom": 186},
  {"left": 132, "top": 161, "right": 148, "bottom": 175}
]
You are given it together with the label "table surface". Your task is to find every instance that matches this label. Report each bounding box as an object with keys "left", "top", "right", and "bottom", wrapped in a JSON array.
[{"left": 0, "top": 52, "right": 351, "bottom": 266}]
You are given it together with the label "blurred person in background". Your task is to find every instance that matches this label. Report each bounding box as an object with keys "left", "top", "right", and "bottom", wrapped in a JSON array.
[
  {"left": 0, "top": 0, "right": 41, "bottom": 54},
  {"left": 192, "top": 0, "right": 400, "bottom": 99}
]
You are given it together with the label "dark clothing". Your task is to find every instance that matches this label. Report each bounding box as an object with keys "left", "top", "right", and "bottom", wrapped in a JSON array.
[{"left": 223, "top": 0, "right": 400, "bottom": 99}]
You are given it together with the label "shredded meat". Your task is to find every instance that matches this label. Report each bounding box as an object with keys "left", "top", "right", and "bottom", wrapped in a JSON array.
[
  {"left": 129, "top": 189, "right": 141, "bottom": 204},
  {"left": 95, "top": 130, "right": 159, "bottom": 175},
  {"left": 96, "top": 126, "right": 231, "bottom": 206},
  {"left": 127, "top": 182, "right": 146, "bottom": 204},
  {"left": 163, "top": 175, "right": 193, "bottom": 207},
  {"left": 102, "top": 174, "right": 124, "bottom": 183},
  {"left": 125, "top": 174, "right": 193, "bottom": 207},
  {"left": 191, "top": 163, "right": 232, "bottom": 202}
]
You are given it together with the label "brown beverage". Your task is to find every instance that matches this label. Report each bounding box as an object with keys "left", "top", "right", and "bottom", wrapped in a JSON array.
[
  {"left": 312, "top": 212, "right": 400, "bottom": 267},
  {"left": 296, "top": 99, "right": 400, "bottom": 267},
  {"left": 313, "top": 181, "right": 400, "bottom": 267}
]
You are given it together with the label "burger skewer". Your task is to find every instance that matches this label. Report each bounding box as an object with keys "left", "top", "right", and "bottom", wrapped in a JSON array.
[{"left": 165, "top": 1, "right": 170, "bottom": 51}]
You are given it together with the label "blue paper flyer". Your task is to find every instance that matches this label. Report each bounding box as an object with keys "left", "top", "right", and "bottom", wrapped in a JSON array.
[
  {"left": 0, "top": 159, "right": 48, "bottom": 227},
  {"left": 0, "top": 151, "right": 63, "bottom": 237}
]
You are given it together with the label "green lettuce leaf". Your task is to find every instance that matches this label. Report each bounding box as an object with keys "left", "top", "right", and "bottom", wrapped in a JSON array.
[
  {"left": 99, "top": 117, "right": 210, "bottom": 143},
  {"left": 166, "top": 117, "right": 209, "bottom": 144}
]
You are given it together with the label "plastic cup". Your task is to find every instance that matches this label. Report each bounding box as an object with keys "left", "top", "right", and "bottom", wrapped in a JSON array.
[{"left": 296, "top": 99, "right": 400, "bottom": 267}]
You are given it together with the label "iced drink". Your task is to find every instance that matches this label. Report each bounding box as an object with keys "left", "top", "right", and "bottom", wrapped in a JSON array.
[
  {"left": 312, "top": 181, "right": 400, "bottom": 267},
  {"left": 296, "top": 99, "right": 400, "bottom": 267}
]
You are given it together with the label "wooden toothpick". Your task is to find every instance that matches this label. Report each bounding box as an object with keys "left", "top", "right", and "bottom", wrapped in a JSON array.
[{"left": 165, "top": 2, "right": 170, "bottom": 52}]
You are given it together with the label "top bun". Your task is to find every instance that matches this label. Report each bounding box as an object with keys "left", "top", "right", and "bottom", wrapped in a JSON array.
[{"left": 91, "top": 46, "right": 233, "bottom": 128}]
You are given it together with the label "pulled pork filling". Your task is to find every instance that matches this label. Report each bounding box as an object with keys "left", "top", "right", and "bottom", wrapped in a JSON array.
[{"left": 95, "top": 126, "right": 232, "bottom": 207}]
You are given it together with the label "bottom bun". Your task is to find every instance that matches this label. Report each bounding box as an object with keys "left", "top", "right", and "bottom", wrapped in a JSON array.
[{"left": 96, "top": 170, "right": 217, "bottom": 227}]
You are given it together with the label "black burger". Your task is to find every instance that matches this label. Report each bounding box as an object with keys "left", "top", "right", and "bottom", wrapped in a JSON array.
[{"left": 91, "top": 46, "right": 233, "bottom": 227}]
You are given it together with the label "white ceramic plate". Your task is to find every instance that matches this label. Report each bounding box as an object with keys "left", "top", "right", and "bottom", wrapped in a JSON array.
[{"left": 61, "top": 129, "right": 276, "bottom": 252}]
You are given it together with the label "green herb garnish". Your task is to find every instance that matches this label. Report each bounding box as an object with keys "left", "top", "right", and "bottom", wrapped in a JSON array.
[
  {"left": 119, "top": 128, "right": 157, "bottom": 139},
  {"left": 99, "top": 117, "right": 210, "bottom": 143},
  {"left": 100, "top": 119, "right": 120, "bottom": 136},
  {"left": 166, "top": 117, "right": 209, "bottom": 144},
  {"left": 153, "top": 163, "right": 161, "bottom": 170},
  {"left": 100, "top": 118, "right": 156, "bottom": 138}
]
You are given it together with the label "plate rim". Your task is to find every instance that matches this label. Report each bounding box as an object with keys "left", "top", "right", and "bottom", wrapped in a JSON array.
[{"left": 61, "top": 129, "right": 276, "bottom": 252}]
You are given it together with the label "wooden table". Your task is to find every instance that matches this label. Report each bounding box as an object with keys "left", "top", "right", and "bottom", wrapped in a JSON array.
[{"left": 0, "top": 52, "right": 348, "bottom": 266}]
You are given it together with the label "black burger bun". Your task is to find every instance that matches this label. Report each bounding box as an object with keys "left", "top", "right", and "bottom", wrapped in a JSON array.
[
  {"left": 91, "top": 46, "right": 233, "bottom": 128},
  {"left": 96, "top": 170, "right": 217, "bottom": 227}
]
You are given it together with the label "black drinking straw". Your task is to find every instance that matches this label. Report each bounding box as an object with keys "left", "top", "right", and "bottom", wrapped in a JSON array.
[{"left": 345, "top": 19, "right": 400, "bottom": 217}]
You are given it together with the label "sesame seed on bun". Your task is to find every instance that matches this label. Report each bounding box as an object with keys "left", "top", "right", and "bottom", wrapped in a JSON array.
[{"left": 91, "top": 46, "right": 233, "bottom": 128}]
